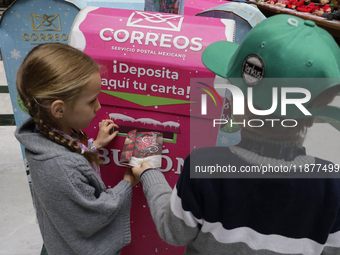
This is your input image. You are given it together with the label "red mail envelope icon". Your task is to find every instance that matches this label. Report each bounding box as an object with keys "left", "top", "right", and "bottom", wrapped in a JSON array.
[
  {"left": 126, "top": 11, "right": 184, "bottom": 32},
  {"left": 31, "top": 14, "right": 61, "bottom": 31}
]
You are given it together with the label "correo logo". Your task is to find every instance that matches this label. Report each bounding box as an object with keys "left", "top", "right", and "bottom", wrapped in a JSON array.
[
  {"left": 31, "top": 14, "right": 61, "bottom": 31},
  {"left": 126, "top": 11, "right": 184, "bottom": 32}
]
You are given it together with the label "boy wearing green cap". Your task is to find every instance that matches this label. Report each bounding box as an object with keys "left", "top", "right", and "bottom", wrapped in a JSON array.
[{"left": 132, "top": 14, "right": 340, "bottom": 255}]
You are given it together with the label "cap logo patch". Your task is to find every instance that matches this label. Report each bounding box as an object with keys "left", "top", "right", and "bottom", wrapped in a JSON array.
[{"left": 242, "top": 54, "right": 265, "bottom": 86}]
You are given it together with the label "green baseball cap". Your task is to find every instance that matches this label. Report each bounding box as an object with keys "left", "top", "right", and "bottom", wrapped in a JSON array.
[{"left": 202, "top": 14, "right": 340, "bottom": 120}]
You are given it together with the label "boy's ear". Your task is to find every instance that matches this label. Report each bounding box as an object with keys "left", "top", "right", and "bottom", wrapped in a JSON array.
[{"left": 51, "top": 100, "right": 65, "bottom": 118}]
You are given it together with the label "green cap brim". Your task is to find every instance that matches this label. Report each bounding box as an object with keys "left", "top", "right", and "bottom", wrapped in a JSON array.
[{"left": 202, "top": 40, "right": 239, "bottom": 78}]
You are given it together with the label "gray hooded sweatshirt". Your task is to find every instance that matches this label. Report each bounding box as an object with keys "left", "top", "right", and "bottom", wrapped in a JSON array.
[{"left": 15, "top": 118, "right": 132, "bottom": 255}]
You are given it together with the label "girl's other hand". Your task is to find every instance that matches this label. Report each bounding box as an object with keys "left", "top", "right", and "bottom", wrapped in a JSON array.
[
  {"left": 92, "top": 119, "right": 119, "bottom": 149},
  {"left": 131, "top": 161, "right": 153, "bottom": 180},
  {"left": 123, "top": 168, "right": 139, "bottom": 187}
]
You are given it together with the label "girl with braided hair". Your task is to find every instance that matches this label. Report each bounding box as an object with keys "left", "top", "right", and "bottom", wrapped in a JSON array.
[{"left": 15, "top": 43, "right": 138, "bottom": 255}]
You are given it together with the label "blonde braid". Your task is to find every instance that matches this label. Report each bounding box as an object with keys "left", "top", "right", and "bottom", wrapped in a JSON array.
[
  {"left": 34, "top": 116, "right": 102, "bottom": 165},
  {"left": 83, "top": 151, "right": 103, "bottom": 166}
]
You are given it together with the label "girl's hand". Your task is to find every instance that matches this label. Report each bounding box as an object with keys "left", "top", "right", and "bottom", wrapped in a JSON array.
[
  {"left": 131, "top": 161, "right": 153, "bottom": 180},
  {"left": 92, "top": 119, "right": 119, "bottom": 149},
  {"left": 123, "top": 168, "right": 139, "bottom": 187}
]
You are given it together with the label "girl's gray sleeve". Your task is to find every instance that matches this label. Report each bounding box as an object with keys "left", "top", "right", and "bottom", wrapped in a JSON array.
[
  {"left": 140, "top": 170, "right": 200, "bottom": 246},
  {"left": 42, "top": 156, "right": 132, "bottom": 236}
]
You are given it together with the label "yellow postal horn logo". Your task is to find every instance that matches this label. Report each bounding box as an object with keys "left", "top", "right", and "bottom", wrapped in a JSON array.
[{"left": 31, "top": 14, "right": 61, "bottom": 31}]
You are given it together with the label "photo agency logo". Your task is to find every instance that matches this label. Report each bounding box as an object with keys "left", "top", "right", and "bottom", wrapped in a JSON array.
[
  {"left": 200, "top": 55, "right": 313, "bottom": 129},
  {"left": 196, "top": 82, "right": 223, "bottom": 115}
]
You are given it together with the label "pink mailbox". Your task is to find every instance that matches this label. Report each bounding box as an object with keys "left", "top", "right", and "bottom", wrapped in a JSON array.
[{"left": 69, "top": 7, "right": 235, "bottom": 254}]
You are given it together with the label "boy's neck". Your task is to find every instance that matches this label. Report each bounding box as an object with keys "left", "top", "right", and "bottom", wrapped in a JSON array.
[
  {"left": 236, "top": 129, "right": 306, "bottom": 161},
  {"left": 240, "top": 129, "right": 304, "bottom": 147}
]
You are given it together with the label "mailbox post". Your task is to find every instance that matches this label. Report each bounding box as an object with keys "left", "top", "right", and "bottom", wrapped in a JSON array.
[{"left": 70, "top": 7, "right": 235, "bottom": 254}]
